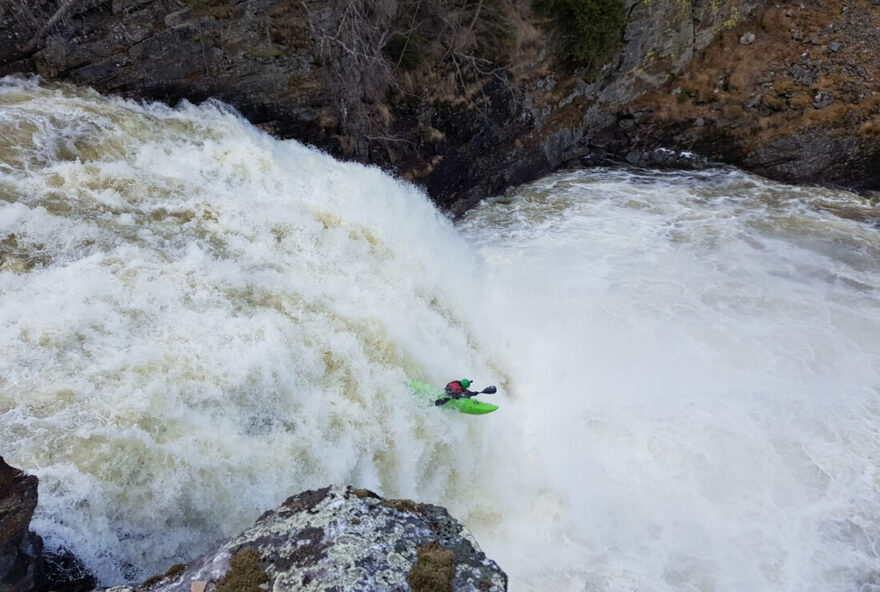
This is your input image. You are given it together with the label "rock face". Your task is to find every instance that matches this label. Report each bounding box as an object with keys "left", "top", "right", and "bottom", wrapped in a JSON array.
[
  {"left": 0, "top": 457, "right": 96, "bottom": 592},
  {"left": 1, "top": 0, "right": 879, "bottom": 212},
  {"left": 0, "top": 456, "right": 42, "bottom": 592},
  {"left": 617, "top": 0, "right": 880, "bottom": 191},
  {"left": 120, "top": 485, "right": 506, "bottom": 592}
]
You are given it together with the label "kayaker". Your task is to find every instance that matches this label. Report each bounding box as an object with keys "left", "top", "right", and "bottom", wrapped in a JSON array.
[{"left": 444, "top": 378, "right": 477, "bottom": 400}]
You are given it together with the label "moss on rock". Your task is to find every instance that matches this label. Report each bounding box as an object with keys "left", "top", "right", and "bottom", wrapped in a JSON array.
[
  {"left": 216, "top": 548, "right": 268, "bottom": 592},
  {"left": 381, "top": 498, "right": 423, "bottom": 515},
  {"left": 533, "top": 0, "right": 627, "bottom": 74},
  {"left": 141, "top": 562, "right": 187, "bottom": 588},
  {"left": 407, "top": 542, "right": 455, "bottom": 592}
]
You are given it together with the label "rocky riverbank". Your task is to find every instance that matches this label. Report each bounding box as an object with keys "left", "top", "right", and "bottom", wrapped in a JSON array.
[
  {"left": 0, "top": 460, "right": 506, "bottom": 592},
  {"left": 0, "top": 458, "right": 94, "bottom": 592},
  {"left": 2, "top": 0, "right": 878, "bottom": 214},
  {"left": 0, "top": 456, "right": 41, "bottom": 592}
]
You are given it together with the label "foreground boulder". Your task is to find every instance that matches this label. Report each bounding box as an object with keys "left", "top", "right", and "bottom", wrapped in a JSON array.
[{"left": 123, "top": 485, "right": 506, "bottom": 592}]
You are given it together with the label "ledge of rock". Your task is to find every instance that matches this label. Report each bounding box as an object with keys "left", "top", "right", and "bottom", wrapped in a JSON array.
[
  {"left": 0, "top": 457, "right": 95, "bottom": 592},
  {"left": 115, "top": 485, "right": 505, "bottom": 592},
  {"left": 0, "top": 456, "right": 41, "bottom": 592}
]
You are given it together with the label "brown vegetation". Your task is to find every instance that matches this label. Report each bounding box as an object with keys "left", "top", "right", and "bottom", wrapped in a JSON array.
[
  {"left": 636, "top": 0, "right": 880, "bottom": 152},
  {"left": 215, "top": 548, "right": 268, "bottom": 592},
  {"left": 141, "top": 562, "right": 186, "bottom": 588},
  {"left": 407, "top": 542, "right": 455, "bottom": 592}
]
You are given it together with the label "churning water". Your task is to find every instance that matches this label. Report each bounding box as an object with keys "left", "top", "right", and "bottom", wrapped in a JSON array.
[{"left": 1, "top": 76, "right": 879, "bottom": 591}]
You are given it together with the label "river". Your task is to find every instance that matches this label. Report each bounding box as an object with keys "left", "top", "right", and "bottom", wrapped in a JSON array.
[{"left": 1, "top": 76, "right": 879, "bottom": 591}]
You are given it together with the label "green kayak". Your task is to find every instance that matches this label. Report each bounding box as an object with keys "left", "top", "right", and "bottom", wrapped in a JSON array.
[{"left": 409, "top": 380, "right": 499, "bottom": 415}]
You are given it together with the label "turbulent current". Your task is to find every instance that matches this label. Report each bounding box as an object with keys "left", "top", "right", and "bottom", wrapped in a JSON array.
[{"left": 2, "top": 77, "right": 880, "bottom": 592}]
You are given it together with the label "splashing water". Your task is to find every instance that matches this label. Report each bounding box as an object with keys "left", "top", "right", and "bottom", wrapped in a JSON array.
[
  {"left": 2, "top": 77, "right": 880, "bottom": 591},
  {"left": 0, "top": 76, "right": 500, "bottom": 582},
  {"left": 459, "top": 168, "right": 880, "bottom": 592}
]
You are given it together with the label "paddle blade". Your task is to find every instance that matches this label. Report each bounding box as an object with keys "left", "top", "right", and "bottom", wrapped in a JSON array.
[
  {"left": 435, "top": 397, "right": 450, "bottom": 406},
  {"left": 482, "top": 386, "right": 497, "bottom": 394}
]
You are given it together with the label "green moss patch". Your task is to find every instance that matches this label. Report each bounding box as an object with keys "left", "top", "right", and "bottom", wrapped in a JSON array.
[
  {"left": 141, "top": 574, "right": 164, "bottom": 588},
  {"left": 141, "top": 562, "right": 187, "bottom": 588},
  {"left": 534, "top": 0, "right": 627, "bottom": 75},
  {"left": 216, "top": 548, "right": 268, "bottom": 592},
  {"left": 384, "top": 33, "right": 425, "bottom": 70},
  {"left": 408, "top": 542, "right": 455, "bottom": 592}
]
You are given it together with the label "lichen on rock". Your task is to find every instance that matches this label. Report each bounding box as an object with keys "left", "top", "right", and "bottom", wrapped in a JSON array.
[{"left": 141, "top": 485, "right": 506, "bottom": 592}]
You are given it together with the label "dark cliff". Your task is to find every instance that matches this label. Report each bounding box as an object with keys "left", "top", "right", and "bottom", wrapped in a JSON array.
[
  {"left": 0, "top": 456, "right": 41, "bottom": 592},
  {"left": 1, "top": 0, "right": 879, "bottom": 213},
  {"left": 0, "top": 458, "right": 94, "bottom": 592}
]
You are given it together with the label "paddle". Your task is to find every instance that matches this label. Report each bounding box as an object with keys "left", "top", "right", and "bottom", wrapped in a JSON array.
[{"left": 434, "top": 385, "right": 497, "bottom": 407}]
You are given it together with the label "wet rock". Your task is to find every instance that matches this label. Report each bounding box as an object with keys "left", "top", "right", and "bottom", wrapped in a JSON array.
[
  {"left": 37, "top": 548, "right": 97, "bottom": 592},
  {"left": 143, "top": 485, "right": 506, "bottom": 592},
  {"left": 0, "top": 458, "right": 96, "bottom": 592},
  {"left": 0, "top": 456, "right": 41, "bottom": 592}
]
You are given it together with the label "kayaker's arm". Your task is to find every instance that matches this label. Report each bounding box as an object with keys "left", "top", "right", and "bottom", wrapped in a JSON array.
[{"left": 435, "top": 385, "right": 498, "bottom": 406}]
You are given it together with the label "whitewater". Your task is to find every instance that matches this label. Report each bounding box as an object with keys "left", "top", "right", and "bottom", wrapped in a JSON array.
[{"left": 1, "top": 77, "right": 879, "bottom": 592}]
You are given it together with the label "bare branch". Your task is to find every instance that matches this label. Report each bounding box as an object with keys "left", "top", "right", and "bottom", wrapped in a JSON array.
[{"left": 21, "top": 0, "right": 107, "bottom": 53}]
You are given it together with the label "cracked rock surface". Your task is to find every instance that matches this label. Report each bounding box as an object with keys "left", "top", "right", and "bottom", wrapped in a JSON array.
[{"left": 128, "top": 485, "right": 506, "bottom": 592}]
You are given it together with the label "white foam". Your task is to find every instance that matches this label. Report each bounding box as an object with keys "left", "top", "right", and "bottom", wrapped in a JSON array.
[
  {"left": 0, "top": 77, "right": 500, "bottom": 583},
  {"left": 460, "top": 168, "right": 880, "bottom": 592},
  {"left": 2, "top": 78, "right": 880, "bottom": 591}
]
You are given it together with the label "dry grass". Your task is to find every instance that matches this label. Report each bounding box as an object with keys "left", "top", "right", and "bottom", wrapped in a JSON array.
[
  {"left": 408, "top": 542, "right": 455, "bottom": 592},
  {"left": 215, "top": 548, "right": 267, "bottom": 592},
  {"left": 633, "top": 0, "right": 880, "bottom": 149}
]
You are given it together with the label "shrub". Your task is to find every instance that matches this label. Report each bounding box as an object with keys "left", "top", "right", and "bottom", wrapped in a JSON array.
[
  {"left": 466, "top": 0, "right": 517, "bottom": 63},
  {"left": 533, "top": 0, "right": 626, "bottom": 74},
  {"left": 384, "top": 33, "right": 425, "bottom": 70}
]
